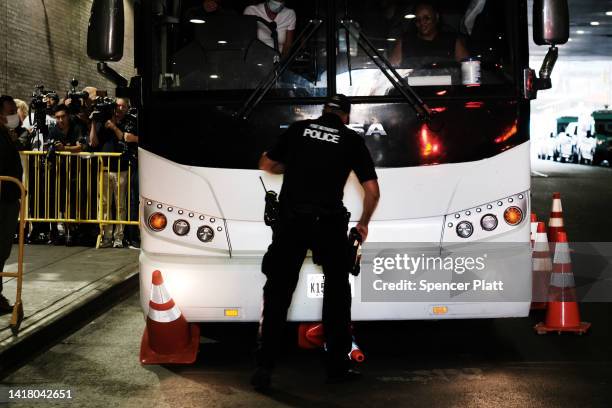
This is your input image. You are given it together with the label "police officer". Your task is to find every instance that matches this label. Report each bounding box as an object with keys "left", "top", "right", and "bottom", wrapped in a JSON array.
[{"left": 252, "top": 95, "right": 380, "bottom": 389}]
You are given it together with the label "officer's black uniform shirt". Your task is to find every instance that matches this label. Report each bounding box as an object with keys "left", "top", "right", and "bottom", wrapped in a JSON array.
[
  {"left": 267, "top": 113, "right": 377, "bottom": 212},
  {"left": 401, "top": 31, "right": 458, "bottom": 64}
]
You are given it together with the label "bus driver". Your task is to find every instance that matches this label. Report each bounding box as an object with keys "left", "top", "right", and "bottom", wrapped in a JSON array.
[
  {"left": 390, "top": 2, "right": 469, "bottom": 66},
  {"left": 252, "top": 94, "right": 380, "bottom": 390}
]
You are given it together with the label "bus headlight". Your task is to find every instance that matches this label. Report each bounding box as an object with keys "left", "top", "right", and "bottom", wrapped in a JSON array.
[
  {"left": 456, "top": 221, "right": 474, "bottom": 238},
  {"left": 503, "top": 206, "right": 523, "bottom": 226},
  {"left": 148, "top": 212, "right": 167, "bottom": 231},
  {"left": 480, "top": 214, "right": 498, "bottom": 231},
  {"left": 173, "top": 219, "right": 190, "bottom": 236},
  {"left": 197, "top": 226, "right": 215, "bottom": 242}
]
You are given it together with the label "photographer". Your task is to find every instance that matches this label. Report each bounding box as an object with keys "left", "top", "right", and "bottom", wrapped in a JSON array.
[
  {"left": 22, "top": 92, "right": 58, "bottom": 137},
  {"left": 115, "top": 98, "right": 140, "bottom": 248},
  {"left": 47, "top": 105, "right": 87, "bottom": 246},
  {"left": 89, "top": 97, "right": 129, "bottom": 249},
  {"left": 49, "top": 105, "right": 87, "bottom": 154},
  {"left": 23, "top": 88, "right": 58, "bottom": 244}
]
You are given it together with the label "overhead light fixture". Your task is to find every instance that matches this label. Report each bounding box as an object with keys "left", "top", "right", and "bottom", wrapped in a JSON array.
[
  {"left": 217, "top": 40, "right": 227, "bottom": 44},
  {"left": 189, "top": 18, "right": 206, "bottom": 24},
  {"left": 590, "top": 21, "right": 600, "bottom": 26},
  {"left": 404, "top": 14, "right": 416, "bottom": 19},
  {"left": 377, "top": 48, "right": 385, "bottom": 52},
  {"left": 210, "top": 74, "right": 219, "bottom": 79},
  {"left": 606, "top": 11, "right": 612, "bottom": 16},
  {"left": 386, "top": 38, "right": 397, "bottom": 42},
  {"left": 576, "top": 30, "right": 585, "bottom": 34}
]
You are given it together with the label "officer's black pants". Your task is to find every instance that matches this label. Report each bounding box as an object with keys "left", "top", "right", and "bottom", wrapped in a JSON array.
[{"left": 257, "top": 211, "right": 352, "bottom": 374}]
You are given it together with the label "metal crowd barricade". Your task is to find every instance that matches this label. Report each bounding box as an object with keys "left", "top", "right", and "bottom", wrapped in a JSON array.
[
  {"left": 0, "top": 176, "right": 26, "bottom": 333},
  {"left": 19, "top": 151, "right": 139, "bottom": 248}
]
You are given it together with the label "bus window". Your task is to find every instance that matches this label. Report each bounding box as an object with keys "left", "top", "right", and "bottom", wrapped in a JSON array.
[
  {"left": 336, "top": 0, "right": 515, "bottom": 97},
  {"left": 152, "top": 0, "right": 327, "bottom": 96}
]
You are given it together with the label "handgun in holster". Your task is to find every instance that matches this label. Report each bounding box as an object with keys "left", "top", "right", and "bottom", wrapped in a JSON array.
[{"left": 347, "top": 227, "right": 363, "bottom": 276}]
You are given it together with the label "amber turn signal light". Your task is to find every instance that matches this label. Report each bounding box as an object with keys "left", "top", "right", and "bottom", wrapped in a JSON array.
[
  {"left": 148, "top": 212, "right": 167, "bottom": 231},
  {"left": 503, "top": 206, "right": 523, "bottom": 226}
]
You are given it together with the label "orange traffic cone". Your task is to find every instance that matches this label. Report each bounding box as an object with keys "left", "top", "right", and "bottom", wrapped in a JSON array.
[
  {"left": 534, "top": 232, "right": 590, "bottom": 334},
  {"left": 547, "top": 193, "right": 565, "bottom": 246},
  {"left": 530, "top": 213, "right": 538, "bottom": 248},
  {"left": 140, "top": 270, "right": 200, "bottom": 364},
  {"left": 297, "top": 323, "right": 324, "bottom": 349},
  {"left": 531, "top": 222, "right": 552, "bottom": 310},
  {"left": 349, "top": 340, "right": 365, "bottom": 363},
  {"left": 298, "top": 323, "right": 365, "bottom": 363}
]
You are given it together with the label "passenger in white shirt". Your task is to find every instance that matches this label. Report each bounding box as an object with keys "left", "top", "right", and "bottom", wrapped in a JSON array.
[{"left": 243, "top": 1, "right": 296, "bottom": 57}]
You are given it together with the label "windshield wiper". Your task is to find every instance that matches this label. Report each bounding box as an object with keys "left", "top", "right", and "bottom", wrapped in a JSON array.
[
  {"left": 340, "top": 20, "right": 432, "bottom": 122},
  {"left": 237, "top": 19, "right": 323, "bottom": 120}
]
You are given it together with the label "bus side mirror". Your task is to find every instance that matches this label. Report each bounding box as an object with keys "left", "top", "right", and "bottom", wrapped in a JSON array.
[
  {"left": 87, "top": 0, "right": 125, "bottom": 62},
  {"left": 533, "top": 0, "right": 569, "bottom": 46},
  {"left": 526, "top": 0, "right": 569, "bottom": 98}
]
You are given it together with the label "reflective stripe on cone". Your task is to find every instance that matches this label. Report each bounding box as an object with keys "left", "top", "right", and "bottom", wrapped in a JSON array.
[
  {"left": 531, "top": 222, "right": 552, "bottom": 309},
  {"left": 547, "top": 192, "right": 565, "bottom": 244}
]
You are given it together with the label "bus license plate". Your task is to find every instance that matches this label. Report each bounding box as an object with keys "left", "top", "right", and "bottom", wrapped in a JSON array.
[{"left": 307, "top": 274, "right": 355, "bottom": 299}]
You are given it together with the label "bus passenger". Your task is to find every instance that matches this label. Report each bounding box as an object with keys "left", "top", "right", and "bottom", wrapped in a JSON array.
[
  {"left": 390, "top": 2, "right": 469, "bottom": 66},
  {"left": 252, "top": 94, "right": 380, "bottom": 389},
  {"left": 185, "top": 0, "right": 235, "bottom": 19},
  {"left": 244, "top": 1, "right": 295, "bottom": 58}
]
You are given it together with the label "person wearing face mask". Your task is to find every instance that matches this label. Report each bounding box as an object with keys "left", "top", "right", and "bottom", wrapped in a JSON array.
[
  {"left": 0, "top": 95, "right": 29, "bottom": 151},
  {"left": 0, "top": 97, "right": 24, "bottom": 314},
  {"left": 244, "top": 0, "right": 296, "bottom": 58},
  {"left": 389, "top": 2, "right": 469, "bottom": 66}
]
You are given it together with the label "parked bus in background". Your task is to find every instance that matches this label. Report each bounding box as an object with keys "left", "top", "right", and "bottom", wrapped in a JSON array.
[{"left": 86, "top": 0, "right": 569, "bottom": 331}]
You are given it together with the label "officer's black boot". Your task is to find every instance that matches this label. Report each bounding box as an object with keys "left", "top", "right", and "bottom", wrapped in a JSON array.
[
  {"left": 250, "top": 366, "right": 272, "bottom": 391},
  {"left": 251, "top": 350, "right": 272, "bottom": 391},
  {"left": 324, "top": 351, "right": 362, "bottom": 384}
]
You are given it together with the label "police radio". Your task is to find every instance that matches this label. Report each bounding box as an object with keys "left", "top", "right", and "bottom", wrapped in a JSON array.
[
  {"left": 259, "top": 177, "right": 279, "bottom": 227},
  {"left": 348, "top": 227, "right": 363, "bottom": 276}
]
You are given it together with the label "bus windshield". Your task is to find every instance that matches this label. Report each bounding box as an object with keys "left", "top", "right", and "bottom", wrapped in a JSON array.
[{"left": 150, "top": 0, "right": 517, "bottom": 97}]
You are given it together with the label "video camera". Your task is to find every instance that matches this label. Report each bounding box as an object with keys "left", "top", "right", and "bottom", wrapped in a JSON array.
[
  {"left": 30, "top": 85, "right": 59, "bottom": 112},
  {"left": 66, "top": 78, "right": 90, "bottom": 115},
  {"left": 122, "top": 107, "right": 138, "bottom": 134},
  {"left": 90, "top": 96, "right": 117, "bottom": 123}
]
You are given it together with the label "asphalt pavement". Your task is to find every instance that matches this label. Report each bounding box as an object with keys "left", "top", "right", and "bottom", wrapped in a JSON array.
[{"left": 1, "top": 158, "right": 611, "bottom": 408}]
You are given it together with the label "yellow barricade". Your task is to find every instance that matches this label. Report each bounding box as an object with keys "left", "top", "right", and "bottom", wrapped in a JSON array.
[
  {"left": 19, "top": 151, "right": 139, "bottom": 247},
  {"left": 0, "top": 176, "right": 26, "bottom": 333}
]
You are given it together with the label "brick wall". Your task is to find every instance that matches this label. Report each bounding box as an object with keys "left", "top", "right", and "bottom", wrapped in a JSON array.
[{"left": 0, "top": 0, "right": 135, "bottom": 101}]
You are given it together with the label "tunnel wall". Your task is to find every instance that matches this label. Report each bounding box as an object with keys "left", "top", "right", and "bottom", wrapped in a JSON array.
[{"left": 0, "top": 0, "right": 136, "bottom": 101}]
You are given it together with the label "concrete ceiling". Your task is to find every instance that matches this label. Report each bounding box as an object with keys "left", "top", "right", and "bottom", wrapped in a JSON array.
[{"left": 529, "top": 0, "right": 612, "bottom": 60}]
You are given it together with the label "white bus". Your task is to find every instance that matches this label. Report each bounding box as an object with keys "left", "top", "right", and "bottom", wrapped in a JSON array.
[{"left": 88, "top": 0, "right": 568, "bottom": 324}]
